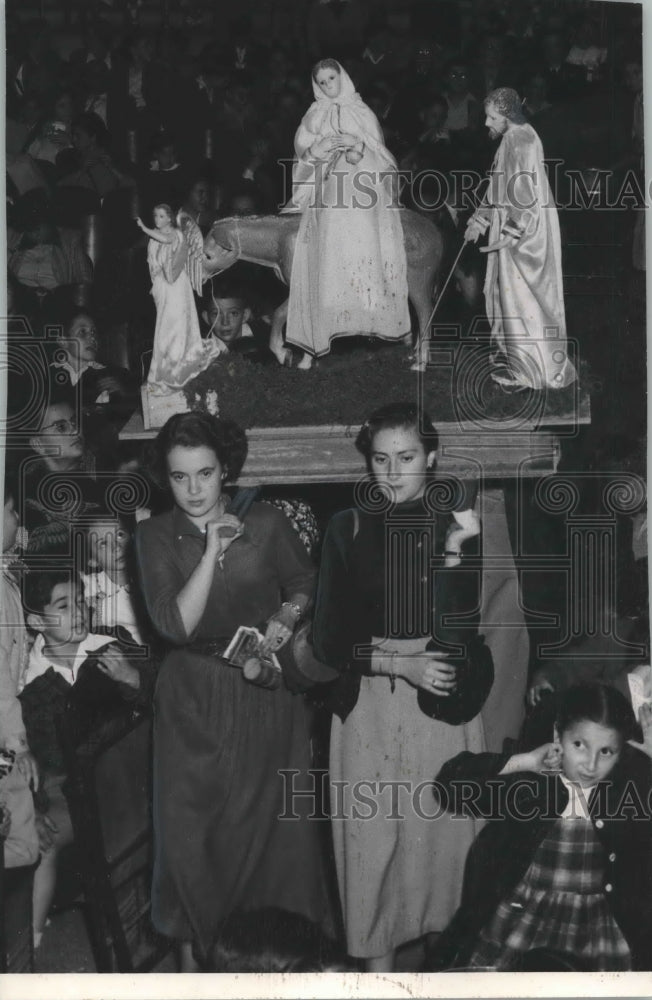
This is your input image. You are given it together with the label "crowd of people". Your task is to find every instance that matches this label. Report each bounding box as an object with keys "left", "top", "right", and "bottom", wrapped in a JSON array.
[{"left": 1, "top": 0, "right": 649, "bottom": 977}]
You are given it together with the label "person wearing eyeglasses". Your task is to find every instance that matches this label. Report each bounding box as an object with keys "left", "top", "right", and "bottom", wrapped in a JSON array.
[{"left": 22, "top": 390, "right": 105, "bottom": 554}]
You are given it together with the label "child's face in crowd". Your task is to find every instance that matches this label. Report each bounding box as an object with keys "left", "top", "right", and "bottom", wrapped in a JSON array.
[
  {"left": 88, "top": 520, "right": 130, "bottom": 574},
  {"left": 557, "top": 719, "right": 622, "bottom": 787},
  {"left": 189, "top": 181, "right": 210, "bottom": 214},
  {"left": 315, "top": 66, "right": 341, "bottom": 99},
  {"left": 60, "top": 314, "right": 99, "bottom": 364},
  {"left": 423, "top": 103, "right": 447, "bottom": 131},
  {"left": 228, "top": 83, "right": 252, "bottom": 109},
  {"left": 625, "top": 62, "right": 643, "bottom": 93},
  {"left": 157, "top": 144, "right": 177, "bottom": 170},
  {"left": 53, "top": 93, "right": 74, "bottom": 123},
  {"left": 3, "top": 497, "right": 20, "bottom": 553},
  {"left": 72, "top": 124, "right": 95, "bottom": 153},
  {"left": 35, "top": 581, "right": 89, "bottom": 647},
  {"left": 205, "top": 297, "right": 249, "bottom": 344},
  {"left": 230, "top": 195, "right": 256, "bottom": 217},
  {"left": 32, "top": 402, "right": 85, "bottom": 465},
  {"left": 447, "top": 66, "right": 469, "bottom": 95},
  {"left": 370, "top": 425, "right": 434, "bottom": 504}
]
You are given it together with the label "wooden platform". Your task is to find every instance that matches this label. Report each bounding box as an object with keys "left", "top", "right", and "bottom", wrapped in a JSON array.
[{"left": 120, "top": 400, "right": 590, "bottom": 485}]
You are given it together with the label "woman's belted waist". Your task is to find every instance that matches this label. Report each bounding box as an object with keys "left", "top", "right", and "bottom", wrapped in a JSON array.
[{"left": 186, "top": 638, "right": 230, "bottom": 657}]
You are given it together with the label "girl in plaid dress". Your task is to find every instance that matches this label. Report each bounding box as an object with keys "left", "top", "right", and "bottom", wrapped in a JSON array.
[{"left": 436, "top": 683, "right": 652, "bottom": 971}]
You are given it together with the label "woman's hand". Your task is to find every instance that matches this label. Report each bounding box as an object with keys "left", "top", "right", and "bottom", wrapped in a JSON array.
[
  {"left": 135, "top": 217, "right": 147, "bottom": 231},
  {"left": 204, "top": 515, "right": 244, "bottom": 563},
  {"left": 400, "top": 652, "right": 457, "bottom": 695},
  {"left": 261, "top": 605, "right": 297, "bottom": 655}
]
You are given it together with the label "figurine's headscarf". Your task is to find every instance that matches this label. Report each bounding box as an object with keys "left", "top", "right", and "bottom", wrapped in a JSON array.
[{"left": 485, "top": 87, "right": 527, "bottom": 124}]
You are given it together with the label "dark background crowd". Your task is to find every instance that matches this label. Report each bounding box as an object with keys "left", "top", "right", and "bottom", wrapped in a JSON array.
[{"left": 1, "top": 0, "right": 648, "bottom": 975}]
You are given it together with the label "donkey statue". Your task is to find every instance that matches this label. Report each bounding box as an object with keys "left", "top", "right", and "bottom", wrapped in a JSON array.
[{"left": 203, "top": 210, "right": 444, "bottom": 369}]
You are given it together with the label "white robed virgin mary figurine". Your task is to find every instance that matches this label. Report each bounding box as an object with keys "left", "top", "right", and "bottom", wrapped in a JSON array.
[
  {"left": 282, "top": 59, "right": 410, "bottom": 358},
  {"left": 137, "top": 205, "right": 223, "bottom": 391}
]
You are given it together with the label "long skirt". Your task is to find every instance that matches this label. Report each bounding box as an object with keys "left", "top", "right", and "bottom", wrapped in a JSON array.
[
  {"left": 330, "top": 635, "right": 485, "bottom": 958},
  {"left": 152, "top": 650, "right": 328, "bottom": 953},
  {"left": 285, "top": 148, "right": 410, "bottom": 356},
  {"left": 148, "top": 271, "right": 219, "bottom": 390}
]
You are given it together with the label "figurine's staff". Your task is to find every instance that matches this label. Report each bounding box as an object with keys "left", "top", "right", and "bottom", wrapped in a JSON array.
[{"left": 411, "top": 177, "right": 491, "bottom": 370}]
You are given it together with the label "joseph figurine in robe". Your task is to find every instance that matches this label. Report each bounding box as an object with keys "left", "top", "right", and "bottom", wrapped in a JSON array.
[{"left": 466, "top": 87, "right": 576, "bottom": 391}]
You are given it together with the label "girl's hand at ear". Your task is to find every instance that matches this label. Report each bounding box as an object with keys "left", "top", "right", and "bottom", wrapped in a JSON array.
[{"left": 500, "top": 743, "right": 562, "bottom": 775}]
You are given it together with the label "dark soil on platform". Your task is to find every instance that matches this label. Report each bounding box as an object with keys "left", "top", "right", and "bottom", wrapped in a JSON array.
[{"left": 184, "top": 335, "right": 585, "bottom": 430}]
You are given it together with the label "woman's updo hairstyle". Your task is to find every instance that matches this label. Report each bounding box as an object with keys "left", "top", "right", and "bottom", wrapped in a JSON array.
[
  {"left": 555, "top": 682, "right": 638, "bottom": 744},
  {"left": 355, "top": 401, "right": 438, "bottom": 471},
  {"left": 312, "top": 58, "right": 341, "bottom": 82},
  {"left": 149, "top": 412, "right": 248, "bottom": 490}
]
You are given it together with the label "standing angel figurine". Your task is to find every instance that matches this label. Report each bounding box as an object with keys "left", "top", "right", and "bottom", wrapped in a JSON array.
[{"left": 137, "top": 205, "right": 224, "bottom": 392}]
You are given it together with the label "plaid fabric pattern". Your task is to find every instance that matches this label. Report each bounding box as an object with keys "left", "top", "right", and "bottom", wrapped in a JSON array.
[{"left": 470, "top": 819, "right": 631, "bottom": 971}]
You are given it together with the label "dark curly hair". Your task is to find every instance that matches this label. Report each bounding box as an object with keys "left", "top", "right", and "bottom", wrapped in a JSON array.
[
  {"left": 355, "top": 402, "right": 439, "bottom": 470},
  {"left": 484, "top": 87, "right": 527, "bottom": 124},
  {"left": 148, "top": 412, "right": 248, "bottom": 490},
  {"left": 23, "top": 567, "right": 80, "bottom": 616}
]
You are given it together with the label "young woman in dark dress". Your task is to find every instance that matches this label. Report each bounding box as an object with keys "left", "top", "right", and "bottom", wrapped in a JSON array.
[{"left": 136, "top": 413, "right": 327, "bottom": 970}]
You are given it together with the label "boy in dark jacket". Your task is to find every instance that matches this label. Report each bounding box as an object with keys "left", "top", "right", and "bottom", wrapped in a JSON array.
[{"left": 20, "top": 567, "right": 154, "bottom": 948}]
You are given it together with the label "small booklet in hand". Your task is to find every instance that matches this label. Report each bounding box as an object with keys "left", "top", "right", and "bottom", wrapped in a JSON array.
[{"left": 224, "top": 626, "right": 281, "bottom": 672}]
